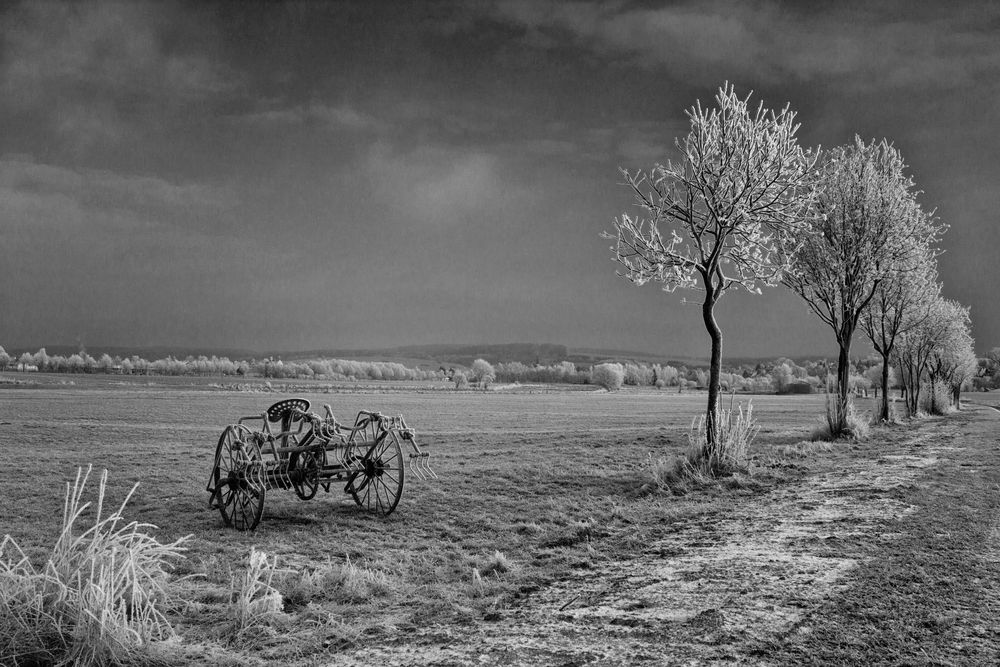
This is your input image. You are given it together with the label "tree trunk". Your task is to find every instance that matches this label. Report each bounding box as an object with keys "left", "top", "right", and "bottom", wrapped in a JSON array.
[
  {"left": 702, "top": 291, "right": 723, "bottom": 447},
  {"left": 835, "top": 336, "right": 852, "bottom": 434},
  {"left": 879, "top": 353, "right": 891, "bottom": 422},
  {"left": 908, "top": 369, "right": 921, "bottom": 416}
]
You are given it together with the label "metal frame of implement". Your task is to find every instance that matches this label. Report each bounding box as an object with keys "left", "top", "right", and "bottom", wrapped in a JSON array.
[{"left": 206, "top": 398, "right": 435, "bottom": 530}]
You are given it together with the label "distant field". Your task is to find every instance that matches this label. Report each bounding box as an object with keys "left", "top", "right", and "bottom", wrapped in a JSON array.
[{"left": 4, "top": 375, "right": 993, "bottom": 665}]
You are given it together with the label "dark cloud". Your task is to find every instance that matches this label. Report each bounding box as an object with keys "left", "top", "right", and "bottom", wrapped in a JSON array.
[
  {"left": 0, "top": 0, "right": 997, "bottom": 357},
  {"left": 488, "top": 0, "right": 1000, "bottom": 90}
]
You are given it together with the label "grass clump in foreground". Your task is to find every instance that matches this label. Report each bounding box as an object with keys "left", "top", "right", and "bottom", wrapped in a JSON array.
[
  {"left": 648, "top": 400, "right": 759, "bottom": 494},
  {"left": 0, "top": 466, "right": 188, "bottom": 667},
  {"left": 229, "top": 547, "right": 284, "bottom": 644}
]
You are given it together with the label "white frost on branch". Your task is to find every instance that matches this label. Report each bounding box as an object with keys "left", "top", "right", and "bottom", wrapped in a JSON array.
[{"left": 605, "top": 83, "right": 819, "bottom": 299}]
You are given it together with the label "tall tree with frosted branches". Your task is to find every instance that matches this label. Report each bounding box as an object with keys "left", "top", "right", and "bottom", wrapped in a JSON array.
[
  {"left": 784, "top": 137, "right": 942, "bottom": 434},
  {"left": 605, "top": 83, "right": 817, "bottom": 446}
]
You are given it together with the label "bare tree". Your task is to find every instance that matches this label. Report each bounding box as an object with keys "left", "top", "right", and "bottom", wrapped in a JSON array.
[
  {"left": 606, "top": 83, "right": 817, "bottom": 445},
  {"left": 862, "top": 243, "right": 939, "bottom": 422},
  {"left": 784, "top": 137, "right": 941, "bottom": 434}
]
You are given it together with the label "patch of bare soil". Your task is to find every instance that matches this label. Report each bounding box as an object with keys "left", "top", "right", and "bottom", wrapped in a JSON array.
[{"left": 333, "top": 409, "right": 998, "bottom": 666}]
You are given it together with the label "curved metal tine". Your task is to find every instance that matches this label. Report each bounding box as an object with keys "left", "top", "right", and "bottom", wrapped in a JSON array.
[
  {"left": 420, "top": 453, "right": 437, "bottom": 479},
  {"left": 408, "top": 452, "right": 436, "bottom": 480},
  {"left": 408, "top": 453, "right": 424, "bottom": 480}
]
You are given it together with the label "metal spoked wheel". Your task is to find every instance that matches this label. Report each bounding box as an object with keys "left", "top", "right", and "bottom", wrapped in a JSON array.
[
  {"left": 213, "top": 425, "right": 265, "bottom": 531},
  {"left": 349, "top": 429, "right": 404, "bottom": 515},
  {"left": 291, "top": 447, "right": 324, "bottom": 501}
]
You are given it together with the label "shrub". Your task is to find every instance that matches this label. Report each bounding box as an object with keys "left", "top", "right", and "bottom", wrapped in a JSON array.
[
  {"left": 590, "top": 363, "right": 624, "bottom": 391},
  {"left": 0, "top": 466, "right": 187, "bottom": 666},
  {"left": 453, "top": 372, "right": 468, "bottom": 390}
]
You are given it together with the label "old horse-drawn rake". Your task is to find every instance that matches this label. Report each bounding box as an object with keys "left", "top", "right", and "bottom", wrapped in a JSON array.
[{"left": 206, "top": 398, "right": 435, "bottom": 530}]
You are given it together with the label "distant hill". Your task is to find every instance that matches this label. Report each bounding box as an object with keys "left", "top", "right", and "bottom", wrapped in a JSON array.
[
  {"left": 565, "top": 347, "right": 706, "bottom": 367},
  {"left": 281, "top": 343, "right": 570, "bottom": 368},
  {"left": 4, "top": 342, "right": 834, "bottom": 370}
]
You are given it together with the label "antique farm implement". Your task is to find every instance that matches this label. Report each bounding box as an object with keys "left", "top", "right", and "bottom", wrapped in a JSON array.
[{"left": 206, "top": 398, "right": 435, "bottom": 530}]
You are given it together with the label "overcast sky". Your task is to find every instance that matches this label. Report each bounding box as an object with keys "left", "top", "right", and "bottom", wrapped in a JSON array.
[{"left": 1, "top": 0, "right": 997, "bottom": 358}]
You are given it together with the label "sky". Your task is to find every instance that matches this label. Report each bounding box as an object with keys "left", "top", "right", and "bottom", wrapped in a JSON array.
[{"left": 1, "top": 0, "right": 998, "bottom": 359}]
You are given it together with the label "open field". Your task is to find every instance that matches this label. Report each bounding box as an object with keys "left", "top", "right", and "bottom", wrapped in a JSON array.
[{"left": 2, "top": 375, "right": 999, "bottom": 664}]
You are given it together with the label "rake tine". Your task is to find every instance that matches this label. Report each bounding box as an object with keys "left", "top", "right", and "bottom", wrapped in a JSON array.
[
  {"left": 408, "top": 454, "right": 425, "bottom": 481},
  {"left": 420, "top": 453, "right": 437, "bottom": 479}
]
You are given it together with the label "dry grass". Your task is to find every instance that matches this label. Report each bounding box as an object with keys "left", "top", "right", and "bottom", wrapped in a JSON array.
[
  {"left": 647, "top": 400, "right": 759, "bottom": 493},
  {"left": 6, "top": 379, "right": 948, "bottom": 663},
  {"left": 228, "top": 548, "right": 284, "bottom": 644},
  {"left": 0, "top": 466, "right": 187, "bottom": 666},
  {"left": 812, "top": 392, "right": 870, "bottom": 441}
]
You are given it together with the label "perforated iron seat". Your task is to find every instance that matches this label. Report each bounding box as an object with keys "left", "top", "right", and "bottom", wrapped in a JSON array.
[{"left": 266, "top": 398, "right": 311, "bottom": 425}]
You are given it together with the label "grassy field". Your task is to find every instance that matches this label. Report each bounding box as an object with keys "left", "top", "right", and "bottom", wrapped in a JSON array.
[{"left": 2, "top": 374, "right": 998, "bottom": 664}]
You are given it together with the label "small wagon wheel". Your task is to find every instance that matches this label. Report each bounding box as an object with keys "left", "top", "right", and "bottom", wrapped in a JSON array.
[
  {"left": 349, "top": 429, "right": 404, "bottom": 515},
  {"left": 290, "top": 447, "right": 324, "bottom": 501},
  {"left": 213, "top": 425, "right": 266, "bottom": 531}
]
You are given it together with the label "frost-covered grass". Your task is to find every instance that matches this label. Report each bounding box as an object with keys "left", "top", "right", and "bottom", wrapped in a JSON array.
[
  {"left": 0, "top": 467, "right": 187, "bottom": 666},
  {"left": 0, "top": 382, "right": 904, "bottom": 663}
]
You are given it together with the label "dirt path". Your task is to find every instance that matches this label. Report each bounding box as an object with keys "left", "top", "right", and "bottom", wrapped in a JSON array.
[{"left": 334, "top": 407, "right": 997, "bottom": 666}]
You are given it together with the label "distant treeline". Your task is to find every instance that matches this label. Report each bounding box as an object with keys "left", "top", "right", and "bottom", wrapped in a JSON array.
[
  {"left": 4, "top": 344, "right": 997, "bottom": 393},
  {"left": 0, "top": 346, "right": 444, "bottom": 381}
]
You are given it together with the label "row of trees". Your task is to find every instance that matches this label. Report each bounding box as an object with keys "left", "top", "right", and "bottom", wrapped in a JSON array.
[
  {"left": 607, "top": 83, "right": 977, "bottom": 449},
  {"left": 3, "top": 342, "right": 980, "bottom": 399},
  {"left": 0, "top": 347, "right": 446, "bottom": 382}
]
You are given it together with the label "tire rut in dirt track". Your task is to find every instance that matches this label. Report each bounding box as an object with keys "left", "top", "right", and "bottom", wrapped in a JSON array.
[{"left": 334, "top": 413, "right": 975, "bottom": 666}]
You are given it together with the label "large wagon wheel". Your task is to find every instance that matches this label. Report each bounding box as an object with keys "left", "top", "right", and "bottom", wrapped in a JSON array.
[
  {"left": 348, "top": 429, "right": 404, "bottom": 516},
  {"left": 213, "top": 425, "right": 266, "bottom": 531},
  {"left": 290, "top": 447, "right": 324, "bottom": 501}
]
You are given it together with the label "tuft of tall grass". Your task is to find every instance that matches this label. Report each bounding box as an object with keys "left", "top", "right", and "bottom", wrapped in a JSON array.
[
  {"left": 647, "top": 399, "right": 758, "bottom": 493},
  {"left": 0, "top": 466, "right": 188, "bottom": 667},
  {"left": 277, "top": 555, "right": 391, "bottom": 609},
  {"left": 813, "top": 391, "right": 870, "bottom": 441},
  {"left": 229, "top": 548, "right": 284, "bottom": 641},
  {"left": 477, "top": 550, "right": 512, "bottom": 577}
]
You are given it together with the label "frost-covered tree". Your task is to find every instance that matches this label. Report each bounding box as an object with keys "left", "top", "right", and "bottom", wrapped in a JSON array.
[
  {"left": 470, "top": 358, "right": 495, "bottom": 389},
  {"left": 32, "top": 347, "right": 50, "bottom": 372},
  {"left": 863, "top": 244, "right": 940, "bottom": 421},
  {"left": 894, "top": 296, "right": 966, "bottom": 416},
  {"left": 606, "top": 83, "right": 817, "bottom": 444},
  {"left": 926, "top": 304, "right": 975, "bottom": 412},
  {"left": 785, "top": 138, "right": 942, "bottom": 432},
  {"left": 591, "top": 363, "right": 624, "bottom": 391}
]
